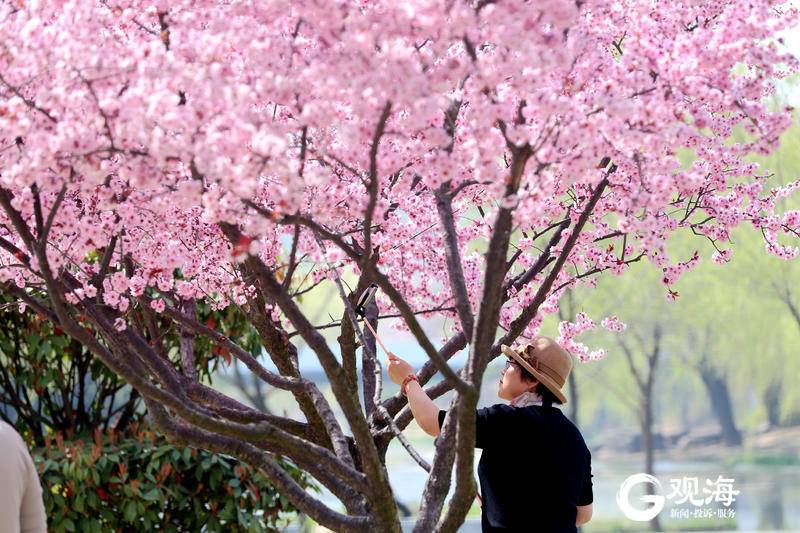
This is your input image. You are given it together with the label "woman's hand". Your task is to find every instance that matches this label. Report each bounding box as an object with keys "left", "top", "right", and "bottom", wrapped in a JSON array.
[{"left": 386, "top": 353, "right": 414, "bottom": 385}]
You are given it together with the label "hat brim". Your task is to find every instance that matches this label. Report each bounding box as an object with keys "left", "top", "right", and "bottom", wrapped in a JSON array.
[{"left": 501, "top": 344, "right": 568, "bottom": 404}]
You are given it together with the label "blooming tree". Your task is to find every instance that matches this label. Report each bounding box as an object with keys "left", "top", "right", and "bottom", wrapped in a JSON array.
[{"left": 1, "top": 0, "right": 799, "bottom": 530}]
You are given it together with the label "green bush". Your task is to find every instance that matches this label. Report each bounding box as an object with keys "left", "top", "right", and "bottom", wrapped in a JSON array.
[
  {"left": 34, "top": 422, "right": 311, "bottom": 532},
  {"left": 1, "top": 293, "right": 315, "bottom": 531},
  {"left": 0, "top": 294, "right": 233, "bottom": 445}
]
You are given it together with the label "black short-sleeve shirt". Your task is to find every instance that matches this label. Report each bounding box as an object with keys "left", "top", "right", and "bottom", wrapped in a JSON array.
[{"left": 438, "top": 404, "right": 593, "bottom": 532}]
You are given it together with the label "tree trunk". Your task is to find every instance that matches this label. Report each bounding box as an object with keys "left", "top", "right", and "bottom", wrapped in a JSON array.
[
  {"left": 680, "top": 390, "right": 691, "bottom": 433},
  {"left": 642, "top": 394, "right": 662, "bottom": 531},
  {"left": 561, "top": 290, "right": 579, "bottom": 426},
  {"left": 568, "top": 366, "right": 578, "bottom": 425},
  {"left": 699, "top": 368, "right": 742, "bottom": 446},
  {"left": 763, "top": 379, "right": 782, "bottom": 429}
]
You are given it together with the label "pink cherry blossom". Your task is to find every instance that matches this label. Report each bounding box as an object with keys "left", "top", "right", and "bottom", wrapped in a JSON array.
[
  {"left": 0, "top": 1, "right": 798, "bottom": 529},
  {"left": 601, "top": 315, "right": 627, "bottom": 332}
]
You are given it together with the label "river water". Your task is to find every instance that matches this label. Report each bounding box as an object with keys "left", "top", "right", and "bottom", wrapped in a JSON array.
[{"left": 302, "top": 440, "right": 800, "bottom": 531}]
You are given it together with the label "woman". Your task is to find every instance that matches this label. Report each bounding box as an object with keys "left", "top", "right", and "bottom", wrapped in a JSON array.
[
  {"left": 0, "top": 421, "right": 47, "bottom": 533},
  {"left": 387, "top": 335, "right": 594, "bottom": 532}
]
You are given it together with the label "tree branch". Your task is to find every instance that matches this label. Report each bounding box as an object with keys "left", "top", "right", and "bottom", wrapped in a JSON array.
[{"left": 435, "top": 181, "right": 475, "bottom": 338}]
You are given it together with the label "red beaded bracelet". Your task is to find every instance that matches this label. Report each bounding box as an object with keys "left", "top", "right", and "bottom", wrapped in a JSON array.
[{"left": 401, "top": 373, "right": 419, "bottom": 396}]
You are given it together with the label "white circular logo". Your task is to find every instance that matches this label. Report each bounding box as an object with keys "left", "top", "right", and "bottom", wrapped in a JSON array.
[{"left": 616, "top": 473, "right": 666, "bottom": 521}]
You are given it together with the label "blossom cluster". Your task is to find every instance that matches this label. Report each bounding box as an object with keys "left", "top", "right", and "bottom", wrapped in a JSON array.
[{"left": 0, "top": 0, "right": 797, "bottom": 349}]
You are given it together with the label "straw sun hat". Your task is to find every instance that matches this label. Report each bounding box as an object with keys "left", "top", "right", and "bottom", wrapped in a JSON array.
[{"left": 500, "top": 336, "right": 573, "bottom": 404}]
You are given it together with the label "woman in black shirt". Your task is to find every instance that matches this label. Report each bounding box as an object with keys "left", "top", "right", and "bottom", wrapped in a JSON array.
[{"left": 388, "top": 335, "right": 594, "bottom": 532}]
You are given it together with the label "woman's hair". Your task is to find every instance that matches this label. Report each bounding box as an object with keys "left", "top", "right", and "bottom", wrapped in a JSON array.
[{"left": 515, "top": 361, "right": 564, "bottom": 405}]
